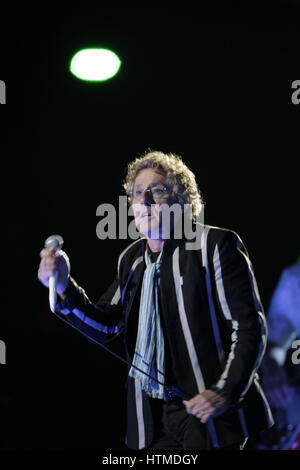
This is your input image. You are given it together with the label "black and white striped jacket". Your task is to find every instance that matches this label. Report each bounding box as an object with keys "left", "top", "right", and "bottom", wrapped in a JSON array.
[{"left": 54, "top": 224, "right": 274, "bottom": 449}]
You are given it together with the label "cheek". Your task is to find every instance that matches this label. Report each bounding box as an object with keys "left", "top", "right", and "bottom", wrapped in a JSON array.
[
  {"left": 151, "top": 205, "right": 159, "bottom": 217},
  {"left": 132, "top": 203, "right": 142, "bottom": 218}
]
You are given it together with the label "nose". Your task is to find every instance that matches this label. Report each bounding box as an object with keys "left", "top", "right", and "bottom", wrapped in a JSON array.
[{"left": 140, "top": 189, "right": 153, "bottom": 206}]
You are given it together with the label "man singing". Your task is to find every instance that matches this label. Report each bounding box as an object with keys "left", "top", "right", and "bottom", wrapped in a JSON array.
[{"left": 38, "top": 150, "right": 273, "bottom": 450}]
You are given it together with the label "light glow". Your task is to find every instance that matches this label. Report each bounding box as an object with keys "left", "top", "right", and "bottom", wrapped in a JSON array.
[{"left": 70, "top": 48, "right": 121, "bottom": 82}]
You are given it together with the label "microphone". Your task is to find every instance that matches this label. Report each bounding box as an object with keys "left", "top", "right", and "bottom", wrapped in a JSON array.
[{"left": 44, "top": 234, "right": 64, "bottom": 313}]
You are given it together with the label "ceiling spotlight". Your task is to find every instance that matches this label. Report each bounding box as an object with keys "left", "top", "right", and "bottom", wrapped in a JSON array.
[{"left": 70, "top": 48, "right": 121, "bottom": 82}]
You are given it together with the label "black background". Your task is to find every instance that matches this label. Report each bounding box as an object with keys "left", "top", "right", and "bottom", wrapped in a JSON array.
[{"left": 0, "top": 3, "right": 299, "bottom": 453}]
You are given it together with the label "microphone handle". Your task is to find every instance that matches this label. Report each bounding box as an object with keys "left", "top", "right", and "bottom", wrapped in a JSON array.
[
  {"left": 49, "top": 273, "right": 57, "bottom": 313},
  {"left": 44, "top": 235, "right": 64, "bottom": 313}
]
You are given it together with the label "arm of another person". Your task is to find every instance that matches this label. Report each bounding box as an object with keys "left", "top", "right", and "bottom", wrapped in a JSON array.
[
  {"left": 266, "top": 267, "right": 299, "bottom": 363},
  {"left": 261, "top": 267, "right": 299, "bottom": 407}
]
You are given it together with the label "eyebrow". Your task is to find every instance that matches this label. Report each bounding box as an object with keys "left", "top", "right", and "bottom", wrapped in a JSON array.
[{"left": 133, "top": 182, "right": 166, "bottom": 189}]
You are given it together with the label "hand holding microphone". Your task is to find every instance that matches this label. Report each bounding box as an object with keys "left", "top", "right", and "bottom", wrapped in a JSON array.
[{"left": 38, "top": 235, "right": 70, "bottom": 312}]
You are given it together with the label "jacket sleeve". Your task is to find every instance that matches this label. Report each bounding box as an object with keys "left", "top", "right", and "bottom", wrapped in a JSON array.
[
  {"left": 208, "top": 229, "right": 267, "bottom": 405},
  {"left": 53, "top": 274, "right": 124, "bottom": 345}
]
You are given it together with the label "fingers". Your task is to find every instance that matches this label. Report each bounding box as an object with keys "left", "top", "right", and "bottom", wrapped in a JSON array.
[
  {"left": 39, "top": 248, "right": 64, "bottom": 270},
  {"left": 184, "top": 400, "right": 211, "bottom": 415},
  {"left": 38, "top": 251, "right": 61, "bottom": 283},
  {"left": 40, "top": 248, "right": 53, "bottom": 258},
  {"left": 39, "top": 256, "right": 59, "bottom": 271},
  {"left": 37, "top": 264, "right": 57, "bottom": 283},
  {"left": 183, "top": 392, "right": 221, "bottom": 414},
  {"left": 38, "top": 246, "right": 70, "bottom": 292},
  {"left": 183, "top": 396, "right": 202, "bottom": 410},
  {"left": 183, "top": 391, "right": 227, "bottom": 424},
  {"left": 183, "top": 396, "right": 213, "bottom": 423},
  {"left": 40, "top": 248, "right": 62, "bottom": 258},
  {"left": 190, "top": 403, "right": 214, "bottom": 418},
  {"left": 195, "top": 410, "right": 211, "bottom": 423},
  {"left": 183, "top": 402, "right": 214, "bottom": 423}
]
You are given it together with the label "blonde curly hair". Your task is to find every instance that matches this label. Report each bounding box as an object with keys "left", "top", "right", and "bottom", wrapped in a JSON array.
[{"left": 123, "top": 150, "right": 204, "bottom": 217}]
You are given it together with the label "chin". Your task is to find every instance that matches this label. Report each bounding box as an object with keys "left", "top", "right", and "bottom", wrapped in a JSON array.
[{"left": 138, "top": 221, "right": 161, "bottom": 239}]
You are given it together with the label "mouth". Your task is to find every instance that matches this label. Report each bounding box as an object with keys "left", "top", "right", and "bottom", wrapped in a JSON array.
[
  {"left": 137, "top": 212, "right": 155, "bottom": 226},
  {"left": 141, "top": 211, "right": 152, "bottom": 218}
]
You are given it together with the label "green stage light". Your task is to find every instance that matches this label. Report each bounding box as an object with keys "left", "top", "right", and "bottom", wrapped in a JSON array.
[{"left": 70, "top": 48, "right": 121, "bottom": 82}]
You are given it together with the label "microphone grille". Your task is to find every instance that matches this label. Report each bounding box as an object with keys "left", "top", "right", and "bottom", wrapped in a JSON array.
[{"left": 44, "top": 234, "right": 64, "bottom": 251}]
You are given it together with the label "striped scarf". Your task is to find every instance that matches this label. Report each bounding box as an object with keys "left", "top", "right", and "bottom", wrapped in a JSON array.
[{"left": 128, "top": 248, "right": 167, "bottom": 399}]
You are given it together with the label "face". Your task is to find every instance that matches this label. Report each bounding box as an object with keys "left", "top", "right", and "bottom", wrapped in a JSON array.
[{"left": 131, "top": 168, "right": 179, "bottom": 240}]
